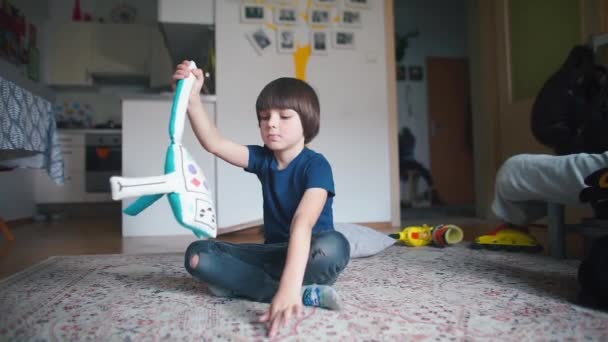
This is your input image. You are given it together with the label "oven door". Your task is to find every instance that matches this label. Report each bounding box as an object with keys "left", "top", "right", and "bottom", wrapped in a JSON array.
[{"left": 85, "top": 134, "right": 122, "bottom": 193}]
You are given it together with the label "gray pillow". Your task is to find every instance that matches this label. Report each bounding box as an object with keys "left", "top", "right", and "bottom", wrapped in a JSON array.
[{"left": 334, "top": 223, "right": 396, "bottom": 258}]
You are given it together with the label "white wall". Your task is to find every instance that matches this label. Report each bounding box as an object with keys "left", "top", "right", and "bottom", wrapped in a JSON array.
[
  {"left": 394, "top": 0, "right": 467, "bottom": 173},
  {"left": 216, "top": 0, "right": 392, "bottom": 225}
]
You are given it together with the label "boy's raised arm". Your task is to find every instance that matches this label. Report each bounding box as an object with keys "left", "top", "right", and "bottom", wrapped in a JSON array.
[{"left": 173, "top": 61, "right": 249, "bottom": 168}]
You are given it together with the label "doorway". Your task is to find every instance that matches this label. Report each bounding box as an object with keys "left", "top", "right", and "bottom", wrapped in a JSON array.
[{"left": 393, "top": 0, "right": 474, "bottom": 220}]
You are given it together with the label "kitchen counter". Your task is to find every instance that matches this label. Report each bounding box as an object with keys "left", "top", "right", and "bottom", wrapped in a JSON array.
[{"left": 58, "top": 129, "right": 122, "bottom": 134}]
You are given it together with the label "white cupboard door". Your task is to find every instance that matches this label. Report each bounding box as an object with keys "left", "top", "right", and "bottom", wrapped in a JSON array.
[
  {"left": 149, "top": 29, "right": 174, "bottom": 89},
  {"left": 90, "top": 24, "right": 151, "bottom": 76},
  {"left": 46, "top": 22, "right": 92, "bottom": 85}
]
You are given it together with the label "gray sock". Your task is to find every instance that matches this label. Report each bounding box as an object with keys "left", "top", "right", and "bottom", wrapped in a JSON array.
[
  {"left": 301, "top": 284, "right": 340, "bottom": 310},
  {"left": 207, "top": 284, "right": 237, "bottom": 298}
]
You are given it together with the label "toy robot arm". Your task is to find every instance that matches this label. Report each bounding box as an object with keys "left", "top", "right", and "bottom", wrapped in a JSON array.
[{"left": 110, "top": 174, "right": 178, "bottom": 200}]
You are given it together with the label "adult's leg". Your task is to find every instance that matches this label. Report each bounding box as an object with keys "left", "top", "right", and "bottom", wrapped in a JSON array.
[
  {"left": 491, "top": 152, "right": 608, "bottom": 225},
  {"left": 184, "top": 230, "right": 350, "bottom": 302}
]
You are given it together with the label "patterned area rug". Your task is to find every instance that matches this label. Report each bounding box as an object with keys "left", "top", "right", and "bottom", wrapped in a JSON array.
[{"left": 1, "top": 245, "right": 607, "bottom": 341}]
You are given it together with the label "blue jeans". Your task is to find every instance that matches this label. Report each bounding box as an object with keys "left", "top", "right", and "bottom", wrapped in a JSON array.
[{"left": 184, "top": 230, "right": 351, "bottom": 303}]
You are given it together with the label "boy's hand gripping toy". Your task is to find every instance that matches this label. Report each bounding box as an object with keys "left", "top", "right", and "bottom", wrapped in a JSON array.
[{"left": 109, "top": 61, "right": 217, "bottom": 239}]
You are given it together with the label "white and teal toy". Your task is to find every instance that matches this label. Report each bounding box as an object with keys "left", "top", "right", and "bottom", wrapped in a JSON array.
[{"left": 110, "top": 61, "right": 217, "bottom": 239}]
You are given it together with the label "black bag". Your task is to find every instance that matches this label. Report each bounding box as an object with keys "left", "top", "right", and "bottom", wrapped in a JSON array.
[
  {"left": 581, "top": 68, "right": 608, "bottom": 153},
  {"left": 530, "top": 45, "right": 600, "bottom": 155},
  {"left": 578, "top": 235, "right": 608, "bottom": 309}
]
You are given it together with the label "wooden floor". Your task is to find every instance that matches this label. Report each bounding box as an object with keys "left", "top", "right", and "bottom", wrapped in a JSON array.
[{"left": 0, "top": 216, "right": 585, "bottom": 280}]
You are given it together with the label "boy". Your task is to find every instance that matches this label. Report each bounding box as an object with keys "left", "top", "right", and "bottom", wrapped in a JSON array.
[{"left": 172, "top": 61, "right": 350, "bottom": 338}]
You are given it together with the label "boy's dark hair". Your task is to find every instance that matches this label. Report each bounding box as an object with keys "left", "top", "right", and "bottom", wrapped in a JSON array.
[{"left": 256, "top": 77, "right": 320, "bottom": 144}]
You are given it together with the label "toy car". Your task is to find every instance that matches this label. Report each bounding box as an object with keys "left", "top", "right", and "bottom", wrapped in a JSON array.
[{"left": 471, "top": 228, "right": 542, "bottom": 253}]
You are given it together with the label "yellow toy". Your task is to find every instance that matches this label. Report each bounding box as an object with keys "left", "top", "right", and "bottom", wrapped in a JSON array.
[
  {"left": 471, "top": 226, "right": 542, "bottom": 252},
  {"left": 389, "top": 224, "right": 464, "bottom": 247},
  {"left": 390, "top": 224, "right": 433, "bottom": 247}
]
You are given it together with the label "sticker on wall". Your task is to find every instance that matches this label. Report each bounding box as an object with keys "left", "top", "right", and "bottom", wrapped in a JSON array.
[
  {"left": 277, "top": 28, "right": 297, "bottom": 53},
  {"left": 408, "top": 66, "right": 424, "bottom": 81},
  {"left": 308, "top": 8, "right": 331, "bottom": 26},
  {"left": 333, "top": 31, "right": 355, "bottom": 49},
  {"left": 241, "top": 3, "right": 267, "bottom": 23},
  {"left": 340, "top": 10, "right": 362, "bottom": 28},
  {"left": 274, "top": 6, "right": 299, "bottom": 25},
  {"left": 310, "top": 30, "right": 329, "bottom": 55},
  {"left": 396, "top": 65, "right": 406, "bottom": 81},
  {"left": 246, "top": 28, "right": 273, "bottom": 55}
]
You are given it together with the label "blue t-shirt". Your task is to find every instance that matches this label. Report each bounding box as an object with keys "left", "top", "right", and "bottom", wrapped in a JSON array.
[{"left": 245, "top": 145, "right": 335, "bottom": 244}]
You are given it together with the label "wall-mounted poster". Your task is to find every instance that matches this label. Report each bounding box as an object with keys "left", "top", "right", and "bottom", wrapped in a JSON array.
[
  {"left": 311, "top": 30, "right": 329, "bottom": 55},
  {"left": 274, "top": 6, "right": 299, "bottom": 25},
  {"left": 241, "top": 3, "right": 266, "bottom": 23},
  {"left": 277, "top": 28, "right": 297, "bottom": 53},
  {"left": 340, "top": 10, "right": 362, "bottom": 28},
  {"left": 333, "top": 31, "right": 355, "bottom": 49},
  {"left": 246, "top": 28, "right": 273, "bottom": 55},
  {"left": 309, "top": 9, "right": 331, "bottom": 25}
]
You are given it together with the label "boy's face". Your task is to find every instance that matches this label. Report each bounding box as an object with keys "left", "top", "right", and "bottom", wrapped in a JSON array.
[{"left": 258, "top": 108, "right": 305, "bottom": 152}]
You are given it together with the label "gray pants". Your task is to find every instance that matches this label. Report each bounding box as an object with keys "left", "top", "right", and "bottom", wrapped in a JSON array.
[
  {"left": 184, "top": 230, "right": 350, "bottom": 303},
  {"left": 492, "top": 152, "right": 608, "bottom": 225}
]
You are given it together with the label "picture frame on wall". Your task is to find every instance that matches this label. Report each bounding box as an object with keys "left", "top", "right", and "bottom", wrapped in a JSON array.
[
  {"left": 333, "top": 31, "right": 355, "bottom": 49},
  {"left": 313, "top": 0, "right": 337, "bottom": 5},
  {"left": 274, "top": 7, "right": 299, "bottom": 25},
  {"left": 309, "top": 9, "right": 331, "bottom": 25},
  {"left": 345, "top": 0, "right": 369, "bottom": 9},
  {"left": 310, "top": 30, "right": 329, "bottom": 55},
  {"left": 396, "top": 65, "right": 406, "bottom": 81},
  {"left": 241, "top": 3, "right": 266, "bottom": 23},
  {"left": 340, "top": 10, "right": 362, "bottom": 28},
  {"left": 246, "top": 28, "right": 273, "bottom": 55},
  {"left": 271, "top": 0, "right": 298, "bottom": 5},
  {"left": 408, "top": 65, "right": 424, "bottom": 81},
  {"left": 277, "top": 28, "right": 297, "bottom": 54}
]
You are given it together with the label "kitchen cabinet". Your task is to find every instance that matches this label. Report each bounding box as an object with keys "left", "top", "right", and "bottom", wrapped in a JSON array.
[
  {"left": 158, "top": 0, "right": 214, "bottom": 25},
  {"left": 34, "top": 131, "right": 113, "bottom": 203},
  {"left": 45, "top": 22, "right": 173, "bottom": 87},
  {"left": 149, "top": 29, "right": 175, "bottom": 88},
  {"left": 46, "top": 22, "right": 92, "bottom": 86},
  {"left": 90, "top": 24, "right": 152, "bottom": 76},
  {"left": 34, "top": 132, "right": 86, "bottom": 203}
]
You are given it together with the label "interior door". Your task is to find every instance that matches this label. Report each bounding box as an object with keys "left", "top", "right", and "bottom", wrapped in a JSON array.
[{"left": 427, "top": 57, "right": 474, "bottom": 204}]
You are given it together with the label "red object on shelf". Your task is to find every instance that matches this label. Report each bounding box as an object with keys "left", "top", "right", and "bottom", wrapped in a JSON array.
[{"left": 72, "top": 0, "right": 82, "bottom": 21}]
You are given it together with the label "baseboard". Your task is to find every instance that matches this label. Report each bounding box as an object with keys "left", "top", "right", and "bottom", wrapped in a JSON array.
[
  {"left": 218, "top": 220, "right": 394, "bottom": 237},
  {"left": 218, "top": 219, "right": 264, "bottom": 235},
  {"left": 356, "top": 221, "right": 394, "bottom": 230}
]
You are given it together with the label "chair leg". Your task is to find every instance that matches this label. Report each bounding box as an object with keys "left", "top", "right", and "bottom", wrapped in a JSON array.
[
  {"left": 548, "top": 203, "right": 565, "bottom": 259},
  {"left": 0, "top": 217, "right": 15, "bottom": 241}
]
